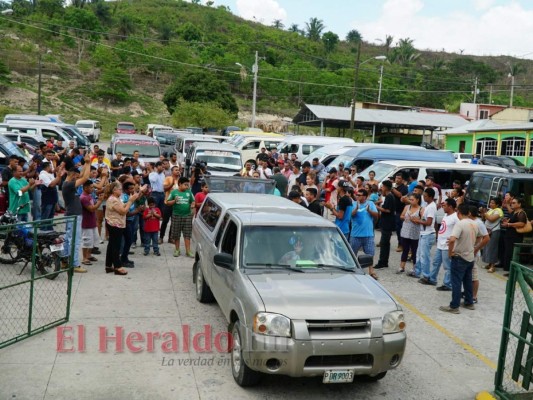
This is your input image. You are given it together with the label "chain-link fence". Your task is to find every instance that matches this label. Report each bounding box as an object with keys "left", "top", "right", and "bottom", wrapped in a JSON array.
[
  {"left": 0, "top": 215, "right": 75, "bottom": 349},
  {"left": 495, "top": 243, "right": 533, "bottom": 400}
]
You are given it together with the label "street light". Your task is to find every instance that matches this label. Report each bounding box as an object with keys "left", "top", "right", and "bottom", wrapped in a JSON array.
[
  {"left": 37, "top": 49, "right": 52, "bottom": 115},
  {"left": 236, "top": 51, "right": 262, "bottom": 129},
  {"left": 349, "top": 49, "right": 387, "bottom": 135},
  {"left": 375, "top": 55, "right": 387, "bottom": 103}
]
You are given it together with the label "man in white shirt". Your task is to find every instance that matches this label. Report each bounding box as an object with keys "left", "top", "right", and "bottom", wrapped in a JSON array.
[
  {"left": 409, "top": 188, "right": 437, "bottom": 281},
  {"left": 149, "top": 162, "right": 166, "bottom": 221},
  {"left": 39, "top": 162, "right": 65, "bottom": 229},
  {"left": 430, "top": 198, "right": 459, "bottom": 289},
  {"left": 256, "top": 160, "right": 272, "bottom": 179},
  {"left": 287, "top": 163, "right": 301, "bottom": 196}
]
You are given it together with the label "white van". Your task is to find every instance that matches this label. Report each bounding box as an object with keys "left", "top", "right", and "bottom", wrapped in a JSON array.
[
  {"left": 360, "top": 160, "right": 507, "bottom": 223},
  {"left": 3, "top": 114, "right": 63, "bottom": 123},
  {"left": 75, "top": 120, "right": 101, "bottom": 142},
  {"left": 278, "top": 136, "right": 355, "bottom": 161},
  {"left": 0, "top": 122, "right": 72, "bottom": 143},
  {"left": 186, "top": 142, "right": 242, "bottom": 177},
  {"left": 174, "top": 133, "right": 218, "bottom": 166},
  {"left": 236, "top": 136, "right": 285, "bottom": 166}
]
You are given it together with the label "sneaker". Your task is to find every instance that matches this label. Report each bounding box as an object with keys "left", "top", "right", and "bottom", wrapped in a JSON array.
[
  {"left": 473, "top": 298, "right": 478, "bottom": 304},
  {"left": 155, "top": 252, "right": 161, "bottom": 256},
  {"left": 436, "top": 285, "right": 452, "bottom": 291},
  {"left": 186, "top": 251, "right": 194, "bottom": 258},
  {"left": 407, "top": 271, "right": 419, "bottom": 278},
  {"left": 173, "top": 250, "right": 180, "bottom": 257},
  {"left": 439, "top": 305, "right": 460, "bottom": 314},
  {"left": 374, "top": 264, "right": 388, "bottom": 269},
  {"left": 73, "top": 266, "right": 88, "bottom": 273},
  {"left": 396, "top": 269, "right": 405, "bottom": 274},
  {"left": 132, "top": 244, "right": 137, "bottom": 249},
  {"left": 123, "top": 261, "right": 135, "bottom": 268},
  {"left": 143, "top": 251, "right": 149, "bottom": 256},
  {"left": 462, "top": 303, "right": 476, "bottom": 310},
  {"left": 418, "top": 277, "right": 430, "bottom": 285}
]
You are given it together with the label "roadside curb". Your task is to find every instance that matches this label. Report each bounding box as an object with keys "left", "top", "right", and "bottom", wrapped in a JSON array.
[{"left": 475, "top": 391, "right": 497, "bottom": 400}]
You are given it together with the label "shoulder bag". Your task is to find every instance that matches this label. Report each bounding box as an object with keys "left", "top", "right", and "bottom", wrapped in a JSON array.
[{"left": 516, "top": 211, "right": 532, "bottom": 234}]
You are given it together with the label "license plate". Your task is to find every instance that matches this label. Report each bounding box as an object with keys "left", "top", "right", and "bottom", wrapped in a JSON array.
[
  {"left": 49, "top": 243, "right": 64, "bottom": 252},
  {"left": 323, "top": 369, "right": 354, "bottom": 383}
]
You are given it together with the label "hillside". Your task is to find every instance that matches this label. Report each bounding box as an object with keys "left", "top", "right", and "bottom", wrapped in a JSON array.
[{"left": 0, "top": 0, "right": 532, "bottom": 137}]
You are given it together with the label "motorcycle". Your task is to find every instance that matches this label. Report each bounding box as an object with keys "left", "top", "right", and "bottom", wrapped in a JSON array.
[{"left": 0, "top": 203, "right": 66, "bottom": 280}]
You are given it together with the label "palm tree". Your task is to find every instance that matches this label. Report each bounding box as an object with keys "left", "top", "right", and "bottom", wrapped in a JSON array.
[
  {"left": 288, "top": 23, "right": 302, "bottom": 35},
  {"left": 305, "top": 17, "right": 325, "bottom": 41},
  {"left": 384, "top": 35, "right": 394, "bottom": 54},
  {"left": 272, "top": 19, "right": 284, "bottom": 29},
  {"left": 391, "top": 38, "right": 420, "bottom": 67},
  {"left": 346, "top": 29, "right": 362, "bottom": 44}
]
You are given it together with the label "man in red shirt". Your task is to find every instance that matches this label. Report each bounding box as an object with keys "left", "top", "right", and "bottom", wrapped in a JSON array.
[
  {"left": 80, "top": 181, "right": 104, "bottom": 266},
  {"left": 143, "top": 197, "right": 161, "bottom": 256},
  {"left": 194, "top": 182, "right": 209, "bottom": 215},
  {"left": 323, "top": 168, "right": 338, "bottom": 221}
]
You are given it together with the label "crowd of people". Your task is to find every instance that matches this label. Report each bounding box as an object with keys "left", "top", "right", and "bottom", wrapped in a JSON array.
[
  {"left": 1, "top": 141, "right": 530, "bottom": 302},
  {"left": 0, "top": 140, "right": 204, "bottom": 276},
  {"left": 238, "top": 146, "right": 531, "bottom": 313}
]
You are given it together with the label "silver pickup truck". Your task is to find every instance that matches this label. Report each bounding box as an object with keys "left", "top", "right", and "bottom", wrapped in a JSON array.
[{"left": 191, "top": 193, "right": 406, "bottom": 386}]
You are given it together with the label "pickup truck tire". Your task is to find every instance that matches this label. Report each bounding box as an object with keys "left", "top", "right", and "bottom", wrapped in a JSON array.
[
  {"left": 195, "top": 260, "right": 214, "bottom": 303},
  {"left": 230, "top": 321, "right": 262, "bottom": 387},
  {"left": 361, "top": 371, "right": 387, "bottom": 382}
]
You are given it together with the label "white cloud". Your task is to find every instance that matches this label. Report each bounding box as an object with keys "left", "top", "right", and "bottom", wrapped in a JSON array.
[
  {"left": 474, "top": 0, "right": 496, "bottom": 11},
  {"left": 355, "top": 0, "right": 533, "bottom": 58},
  {"left": 235, "top": 0, "right": 287, "bottom": 25}
]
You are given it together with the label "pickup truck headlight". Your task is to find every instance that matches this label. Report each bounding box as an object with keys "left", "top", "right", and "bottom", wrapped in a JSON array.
[
  {"left": 253, "top": 313, "right": 291, "bottom": 337},
  {"left": 382, "top": 311, "right": 406, "bottom": 334}
]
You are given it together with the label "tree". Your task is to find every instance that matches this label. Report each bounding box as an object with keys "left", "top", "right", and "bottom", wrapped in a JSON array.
[
  {"left": 117, "top": 15, "right": 135, "bottom": 40},
  {"left": 0, "top": 60, "right": 11, "bottom": 90},
  {"left": 305, "top": 17, "right": 324, "bottom": 41},
  {"left": 346, "top": 29, "right": 362, "bottom": 44},
  {"left": 64, "top": 7, "right": 102, "bottom": 64},
  {"left": 179, "top": 22, "right": 202, "bottom": 42},
  {"left": 272, "top": 19, "right": 284, "bottom": 29},
  {"left": 37, "top": 0, "right": 64, "bottom": 18},
  {"left": 171, "top": 100, "right": 234, "bottom": 129},
  {"left": 322, "top": 31, "right": 339, "bottom": 53},
  {"left": 384, "top": 35, "right": 394, "bottom": 54},
  {"left": 288, "top": 23, "right": 301, "bottom": 34},
  {"left": 389, "top": 38, "right": 420, "bottom": 67},
  {"left": 94, "top": 64, "right": 131, "bottom": 103},
  {"left": 163, "top": 69, "right": 238, "bottom": 116},
  {"left": 91, "top": 0, "right": 112, "bottom": 26},
  {"left": 158, "top": 22, "right": 173, "bottom": 44}
]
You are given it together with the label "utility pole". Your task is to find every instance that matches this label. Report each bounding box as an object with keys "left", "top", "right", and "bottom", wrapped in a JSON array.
[
  {"left": 349, "top": 41, "right": 362, "bottom": 135},
  {"left": 489, "top": 84, "right": 493, "bottom": 104},
  {"left": 509, "top": 74, "right": 515, "bottom": 107},
  {"left": 473, "top": 76, "right": 478, "bottom": 104},
  {"left": 377, "top": 63, "right": 384, "bottom": 104},
  {"left": 37, "top": 53, "right": 43, "bottom": 115},
  {"left": 251, "top": 51, "right": 259, "bottom": 128}
]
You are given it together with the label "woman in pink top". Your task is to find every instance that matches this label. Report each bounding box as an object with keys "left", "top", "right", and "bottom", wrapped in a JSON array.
[{"left": 104, "top": 182, "right": 139, "bottom": 275}]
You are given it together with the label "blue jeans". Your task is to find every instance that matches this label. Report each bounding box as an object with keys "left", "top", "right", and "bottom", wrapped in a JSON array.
[
  {"left": 32, "top": 188, "right": 41, "bottom": 221},
  {"left": 62, "top": 216, "right": 81, "bottom": 267},
  {"left": 415, "top": 233, "right": 435, "bottom": 278},
  {"left": 40, "top": 203, "right": 56, "bottom": 230},
  {"left": 430, "top": 249, "right": 451, "bottom": 287},
  {"left": 151, "top": 192, "right": 165, "bottom": 213},
  {"left": 450, "top": 256, "right": 474, "bottom": 309},
  {"left": 121, "top": 219, "right": 135, "bottom": 263},
  {"left": 144, "top": 232, "right": 159, "bottom": 253}
]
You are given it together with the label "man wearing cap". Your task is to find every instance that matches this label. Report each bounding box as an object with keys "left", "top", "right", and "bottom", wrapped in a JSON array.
[
  {"left": 324, "top": 180, "right": 353, "bottom": 239},
  {"left": 375, "top": 180, "right": 396, "bottom": 269},
  {"left": 61, "top": 153, "right": 92, "bottom": 273}
]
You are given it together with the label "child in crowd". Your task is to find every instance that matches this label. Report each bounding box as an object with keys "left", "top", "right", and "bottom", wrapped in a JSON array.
[{"left": 143, "top": 197, "right": 161, "bottom": 256}]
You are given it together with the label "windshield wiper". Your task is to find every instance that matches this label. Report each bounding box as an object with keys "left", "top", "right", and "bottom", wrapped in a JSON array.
[
  {"left": 245, "top": 263, "right": 305, "bottom": 273},
  {"left": 315, "top": 264, "right": 355, "bottom": 272}
]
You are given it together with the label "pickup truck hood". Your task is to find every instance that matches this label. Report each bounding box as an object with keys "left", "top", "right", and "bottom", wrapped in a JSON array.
[{"left": 247, "top": 273, "right": 397, "bottom": 320}]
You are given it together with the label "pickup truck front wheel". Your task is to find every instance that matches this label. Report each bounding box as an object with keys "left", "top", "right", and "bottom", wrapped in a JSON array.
[
  {"left": 195, "top": 260, "right": 214, "bottom": 303},
  {"left": 230, "top": 321, "right": 261, "bottom": 387}
]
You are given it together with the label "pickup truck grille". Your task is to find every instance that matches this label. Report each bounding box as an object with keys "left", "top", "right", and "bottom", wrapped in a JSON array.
[
  {"left": 305, "top": 319, "right": 371, "bottom": 339},
  {"left": 305, "top": 354, "right": 373, "bottom": 368}
]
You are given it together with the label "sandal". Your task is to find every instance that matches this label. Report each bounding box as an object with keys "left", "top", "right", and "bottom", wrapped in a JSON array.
[
  {"left": 114, "top": 268, "right": 128, "bottom": 276},
  {"left": 81, "top": 261, "right": 92, "bottom": 266},
  {"left": 396, "top": 269, "right": 405, "bottom": 274},
  {"left": 88, "top": 256, "right": 98, "bottom": 262},
  {"left": 488, "top": 266, "right": 496, "bottom": 273},
  {"left": 370, "top": 272, "right": 379, "bottom": 280}
]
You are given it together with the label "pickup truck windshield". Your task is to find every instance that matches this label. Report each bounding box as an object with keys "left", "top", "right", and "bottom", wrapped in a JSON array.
[
  {"left": 196, "top": 151, "right": 241, "bottom": 167},
  {"left": 242, "top": 226, "right": 357, "bottom": 271}
]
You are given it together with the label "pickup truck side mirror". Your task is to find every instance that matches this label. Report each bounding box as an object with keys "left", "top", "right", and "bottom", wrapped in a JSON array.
[
  {"left": 107, "top": 148, "right": 111, "bottom": 155},
  {"left": 358, "top": 254, "right": 373, "bottom": 269},
  {"left": 214, "top": 253, "right": 234, "bottom": 270}
]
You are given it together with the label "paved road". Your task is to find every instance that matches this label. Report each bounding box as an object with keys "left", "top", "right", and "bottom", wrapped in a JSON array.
[{"left": 0, "top": 225, "right": 507, "bottom": 399}]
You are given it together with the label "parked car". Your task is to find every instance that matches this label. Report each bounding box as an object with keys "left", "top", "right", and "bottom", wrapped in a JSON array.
[
  {"left": 454, "top": 153, "right": 473, "bottom": 164},
  {"left": 478, "top": 156, "right": 527, "bottom": 173},
  {"left": 0, "top": 135, "right": 30, "bottom": 172},
  {"left": 192, "top": 193, "right": 406, "bottom": 386},
  {"left": 0, "top": 132, "right": 45, "bottom": 148},
  {"left": 75, "top": 120, "right": 101, "bottom": 143},
  {"left": 278, "top": 136, "right": 355, "bottom": 161},
  {"left": 185, "top": 142, "right": 242, "bottom": 177},
  {"left": 115, "top": 121, "right": 136, "bottom": 135},
  {"left": 221, "top": 126, "right": 241, "bottom": 136}
]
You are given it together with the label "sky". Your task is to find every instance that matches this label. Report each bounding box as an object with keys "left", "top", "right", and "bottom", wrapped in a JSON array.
[{"left": 192, "top": 0, "right": 533, "bottom": 59}]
